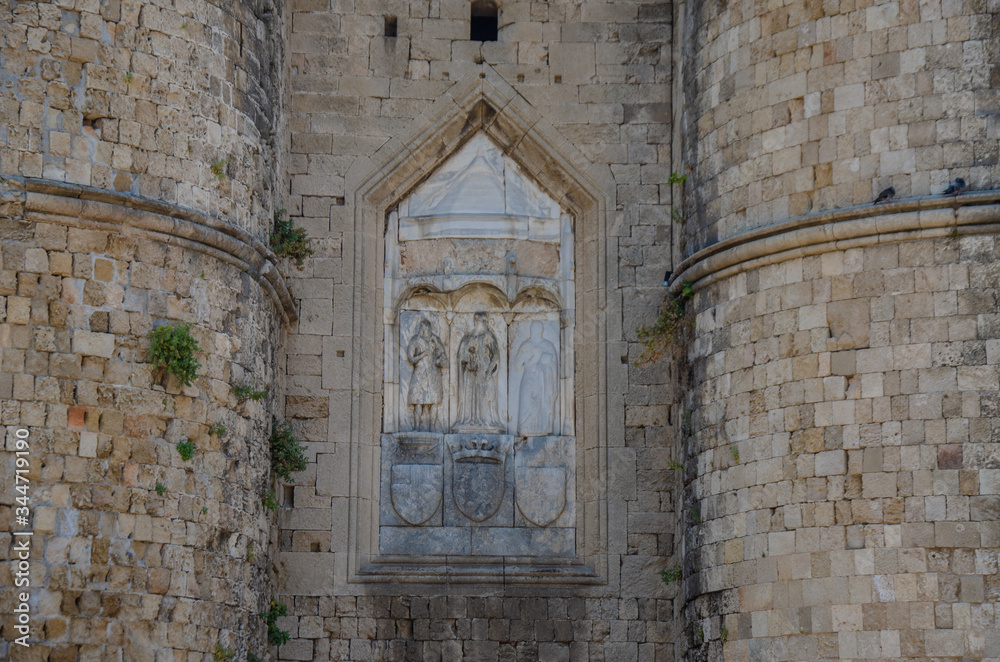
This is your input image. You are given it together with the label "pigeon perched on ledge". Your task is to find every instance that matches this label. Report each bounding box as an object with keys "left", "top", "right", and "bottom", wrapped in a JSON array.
[
  {"left": 873, "top": 186, "right": 895, "bottom": 205},
  {"left": 942, "top": 178, "right": 967, "bottom": 195}
]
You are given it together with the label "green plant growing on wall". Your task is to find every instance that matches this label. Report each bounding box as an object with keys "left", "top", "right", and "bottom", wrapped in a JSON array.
[
  {"left": 260, "top": 601, "right": 291, "bottom": 647},
  {"left": 148, "top": 322, "right": 201, "bottom": 386},
  {"left": 720, "top": 626, "right": 729, "bottom": 643},
  {"left": 691, "top": 506, "right": 701, "bottom": 523},
  {"left": 262, "top": 491, "right": 279, "bottom": 512},
  {"left": 233, "top": 382, "right": 269, "bottom": 401},
  {"left": 667, "top": 460, "right": 684, "bottom": 472},
  {"left": 730, "top": 446, "right": 740, "bottom": 463},
  {"left": 269, "top": 209, "right": 314, "bottom": 267},
  {"left": 176, "top": 439, "right": 195, "bottom": 461},
  {"left": 201, "top": 506, "right": 209, "bottom": 516},
  {"left": 124, "top": 71, "right": 135, "bottom": 84},
  {"left": 246, "top": 541, "right": 255, "bottom": 563},
  {"left": 667, "top": 172, "right": 687, "bottom": 185},
  {"left": 270, "top": 419, "right": 308, "bottom": 482},
  {"left": 155, "top": 483, "right": 166, "bottom": 496},
  {"left": 210, "top": 158, "right": 227, "bottom": 181},
  {"left": 208, "top": 422, "right": 227, "bottom": 437},
  {"left": 660, "top": 564, "right": 682, "bottom": 584},
  {"left": 635, "top": 282, "right": 694, "bottom": 364},
  {"left": 212, "top": 644, "right": 235, "bottom": 662},
  {"left": 671, "top": 206, "right": 684, "bottom": 224}
]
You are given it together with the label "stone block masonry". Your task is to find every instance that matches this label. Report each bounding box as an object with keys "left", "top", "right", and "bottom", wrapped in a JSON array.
[
  {"left": 680, "top": 0, "right": 1000, "bottom": 254},
  {"left": 0, "top": 194, "right": 291, "bottom": 660},
  {"left": 0, "top": 0, "right": 286, "bottom": 238},
  {"left": 5, "top": 0, "right": 998, "bottom": 659},
  {"left": 677, "top": 229, "right": 1000, "bottom": 660},
  {"left": 0, "top": 0, "right": 294, "bottom": 659},
  {"left": 279, "top": 0, "right": 682, "bottom": 656}
]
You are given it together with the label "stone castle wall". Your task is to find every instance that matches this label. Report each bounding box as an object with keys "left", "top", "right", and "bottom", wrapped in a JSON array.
[
  {"left": 679, "top": 224, "right": 1000, "bottom": 660},
  {"left": 276, "top": 0, "right": 683, "bottom": 658},
  {"left": 0, "top": 0, "right": 285, "bottom": 235},
  {"left": 680, "top": 0, "right": 1000, "bottom": 251},
  {"left": 671, "top": 0, "right": 1000, "bottom": 660},
  {"left": 0, "top": 0, "right": 293, "bottom": 659},
  {"left": 3, "top": 0, "right": 999, "bottom": 661}
]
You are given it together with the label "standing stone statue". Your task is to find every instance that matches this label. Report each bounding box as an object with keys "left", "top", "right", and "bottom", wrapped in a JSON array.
[
  {"left": 406, "top": 318, "right": 448, "bottom": 431},
  {"left": 455, "top": 312, "right": 502, "bottom": 430},
  {"left": 512, "top": 321, "right": 558, "bottom": 436}
]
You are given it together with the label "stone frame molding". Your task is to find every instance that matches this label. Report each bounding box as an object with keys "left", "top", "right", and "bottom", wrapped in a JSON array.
[
  {"left": 670, "top": 192, "right": 1000, "bottom": 295},
  {"left": 9, "top": 177, "right": 297, "bottom": 323},
  {"left": 342, "top": 66, "right": 617, "bottom": 585}
]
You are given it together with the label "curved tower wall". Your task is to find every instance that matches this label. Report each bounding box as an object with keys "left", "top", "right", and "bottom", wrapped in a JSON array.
[
  {"left": 1, "top": 1, "right": 290, "bottom": 659},
  {"left": 681, "top": 0, "right": 1000, "bottom": 251},
  {"left": 676, "top": 1, "right": 1000, "bottom": 659}
]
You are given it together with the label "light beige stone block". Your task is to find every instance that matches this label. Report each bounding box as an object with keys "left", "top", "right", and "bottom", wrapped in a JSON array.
[{"left": 73, "top": 330, "right": 115, "bottom": 358}]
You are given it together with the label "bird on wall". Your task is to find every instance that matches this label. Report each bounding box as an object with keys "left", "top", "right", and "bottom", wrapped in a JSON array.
[
  {"left": 943, "top": 178, "right": 967, "bottom": 196},
  {"left": 873, "top": 186, "right": 895, "bottom": 205}
]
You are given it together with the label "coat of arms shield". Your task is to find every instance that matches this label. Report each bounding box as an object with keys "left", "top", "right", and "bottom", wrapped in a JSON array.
[
  {"left": 514, "top": 466, "right": 566, "bottom": 527},
  {"left": 452, "top": 459, "right": 506, "bottom": 522},
  {"left": 390, "top": 463, "right": 443, "bottom": 526}
]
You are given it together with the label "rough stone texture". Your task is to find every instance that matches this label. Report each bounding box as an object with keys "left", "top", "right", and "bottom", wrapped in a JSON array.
[
  {"left": 683, "top": 237, "right": 1000, "bottom": 660},
  {"left": 0, "top": 0, "right": 290, "bottom": 660},
  {"left": 680, "top": 0, "right": 1000, "bottom": 252},
  {"left": 0, "top": 0, "right": 286, "bottom": 237},
  {"left": 278, "top": 0, "right": 681, "bottom": 655},
  {"left": 7, "top": 0, "right": 999, "bottom": 660},
  {"left": 0, "top": 218, "right": 285, "bottom": 660}
]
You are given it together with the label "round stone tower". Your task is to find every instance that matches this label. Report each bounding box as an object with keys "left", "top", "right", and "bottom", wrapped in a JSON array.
[
  {"left": 0, "top": 1, "right": 293, "bottom": 659},
  {"left": 673, "top": 0, "right": 1000, "bottom": 659}
]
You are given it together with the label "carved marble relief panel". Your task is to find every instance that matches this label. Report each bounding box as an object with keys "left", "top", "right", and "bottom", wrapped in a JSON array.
[
  {"left": 450, "top": 312, "right": 507, "bottom": 433},
  {"left": 398, "top": 312, "right": 450, "bottom": 433},
  {"left": 379, "top": 133, "right": 577, "bottom": 564},
  {"left": 508, "top": 319, "right": 560, "bottom": 438}
]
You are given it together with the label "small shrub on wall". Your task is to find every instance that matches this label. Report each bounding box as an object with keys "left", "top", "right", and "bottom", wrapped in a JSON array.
[
  {"left": 148, "top": 322, "right": 201, "bottom": 386},
  {"left": 269, "top": 418, "right": 308, "bottom": 482}
]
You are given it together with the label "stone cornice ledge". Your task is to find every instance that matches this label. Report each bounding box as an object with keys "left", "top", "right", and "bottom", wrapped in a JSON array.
[
  {"left": 14, "top": 178, "right": 297, "bottom": 324},
  {"left": 670, "top": 191, "right": 1000, "bottom": 294}
]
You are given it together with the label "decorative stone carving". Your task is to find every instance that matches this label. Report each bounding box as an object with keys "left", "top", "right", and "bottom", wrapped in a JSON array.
[
  {"left": 378, "top": 132, "right": 579, "bottom": 566},
  {"left": 390, "top": 463, "right": 443, "bottom": 526},
  {"left": 447, "top": 436, "right": 509, "bottom": 523},
  {"left": 406, "top": 318, "right": 448, "bottom": 431},
  {"left": 397, "top": 134, "right": 562, "bottom": 242},
  {"left": 380, "top": 433, "right": 445, "bottom": 529},
  {"left": 514, "top": 436, "right": 573, "bottom": 529},
  {"left": 454, "top": 312, "right": 503, "bottom": 432},
  {"left": 510, "top": 321, "right": 559, "bottom": 436}
]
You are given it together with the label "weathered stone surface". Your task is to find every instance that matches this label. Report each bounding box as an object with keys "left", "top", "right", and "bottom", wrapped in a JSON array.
[{"left": 14, "top": 0, "right": 999, "bottom": 660}]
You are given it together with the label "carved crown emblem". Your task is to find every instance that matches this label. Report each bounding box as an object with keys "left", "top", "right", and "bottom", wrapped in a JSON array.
[{"left": 450, "top": 438, "right": 505, "bottom": 464}]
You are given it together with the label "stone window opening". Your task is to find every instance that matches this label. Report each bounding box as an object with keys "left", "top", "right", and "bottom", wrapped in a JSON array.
[
  {"left": 384, "top": 15, "right": 397, "bottom": 38},
  {"left": 470, "top": 1, "right": 498, "bottom": 42}
]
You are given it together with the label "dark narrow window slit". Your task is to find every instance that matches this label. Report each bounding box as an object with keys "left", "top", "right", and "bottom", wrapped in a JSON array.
[{"left": 470, "top": 1, "right": 498, "bottom": 41}]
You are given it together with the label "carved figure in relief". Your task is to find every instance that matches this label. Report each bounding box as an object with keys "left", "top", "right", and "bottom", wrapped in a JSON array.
[
  {"left": 407, "top": 319, "right": 448, "bottom": 430},
  {"left": 455, "top": 312, "right": 502, "bottom": 430},
  {"left": 512, "top": 322, "right": 558, "bottom": 436}
]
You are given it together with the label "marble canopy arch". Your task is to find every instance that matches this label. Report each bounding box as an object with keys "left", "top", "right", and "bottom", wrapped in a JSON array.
[{"left": 343, "top": 67, "right": 618, "bottom": 585}]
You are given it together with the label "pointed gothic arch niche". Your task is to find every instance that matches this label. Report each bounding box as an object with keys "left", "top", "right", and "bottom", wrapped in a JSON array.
[{"left": 344, "top": 70, "right": 614, "bottom": 584}]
